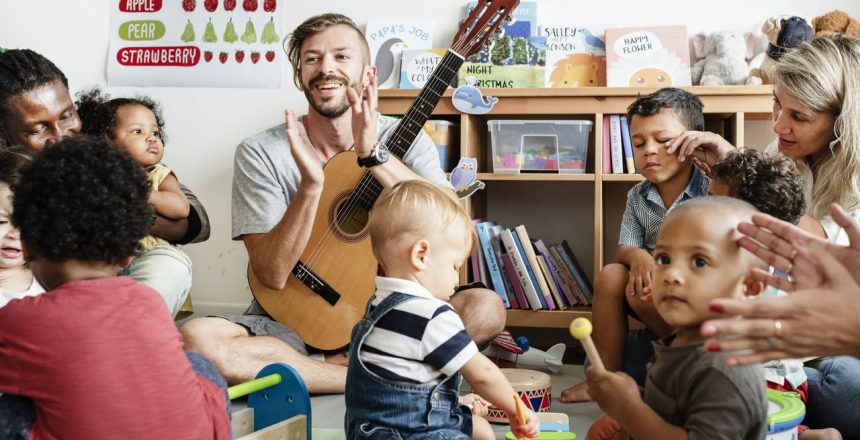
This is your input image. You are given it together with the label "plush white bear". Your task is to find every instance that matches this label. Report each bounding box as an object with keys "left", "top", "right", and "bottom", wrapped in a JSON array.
[{"left": 691, "top": 31, "right": 750, "bottom": 86}]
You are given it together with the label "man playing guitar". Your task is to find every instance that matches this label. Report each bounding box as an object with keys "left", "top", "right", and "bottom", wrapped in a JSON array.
[{"left": 180, "top": 13, "right": 505, "bottom": 393}]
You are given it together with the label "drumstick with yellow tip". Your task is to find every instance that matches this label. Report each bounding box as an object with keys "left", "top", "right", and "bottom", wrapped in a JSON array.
[
  {"left": 513, "top": 392, "right": 531, "bottom": 440},
  {"left": 570, "top": 317, "right": 605, "bottom": 371}
]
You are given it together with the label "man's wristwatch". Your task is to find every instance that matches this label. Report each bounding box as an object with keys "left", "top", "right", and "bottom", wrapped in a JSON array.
[{"left": 357, "top": 141, "right": 390, "bottom": 168}]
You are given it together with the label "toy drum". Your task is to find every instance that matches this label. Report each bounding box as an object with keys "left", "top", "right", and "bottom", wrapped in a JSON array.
[
  {"left": 486, "top": 369, "right": 551, "bottom": 423},
  {"left": 766, "top": 389, "right": 805, "bottom": 440}
]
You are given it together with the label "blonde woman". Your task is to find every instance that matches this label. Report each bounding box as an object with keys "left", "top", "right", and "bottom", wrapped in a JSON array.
[{"left": 669, "top": 34, "right": 860, "bottom": 437}]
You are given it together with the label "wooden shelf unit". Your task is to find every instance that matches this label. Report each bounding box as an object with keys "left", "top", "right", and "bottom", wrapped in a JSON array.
[{"left": 379, "top": 86, "right": 774, "bottom": 327}]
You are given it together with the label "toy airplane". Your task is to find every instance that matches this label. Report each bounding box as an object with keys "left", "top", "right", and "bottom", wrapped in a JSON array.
[{"left": 482, "top": 331, "right": 566, "bottom": 374}]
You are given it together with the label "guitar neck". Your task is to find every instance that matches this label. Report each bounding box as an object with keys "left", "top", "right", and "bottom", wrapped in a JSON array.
[
  {"left": 354, "top": 50, "right": 465, "bottom": 206},
  {"left": 385, "top": 50, "right": 464, "bottom": 158}
]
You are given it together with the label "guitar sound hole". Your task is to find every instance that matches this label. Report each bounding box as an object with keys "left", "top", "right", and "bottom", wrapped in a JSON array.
[
  {"left": 328, "top": 191, "right": 371, "bottom": 243},
  {"left": 337, "top": 202, "right": 369, "bottom": 235}
]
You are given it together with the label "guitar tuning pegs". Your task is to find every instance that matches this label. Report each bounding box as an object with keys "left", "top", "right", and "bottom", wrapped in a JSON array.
[
  {"left": 484, "top": 0, "right": 492, "bottom": 5},
  {"left": 504, "top": 14, "right": 514, "bottom": 24},
  {"left": 494, "top": 27, "right": 505, "bottom": 37}
]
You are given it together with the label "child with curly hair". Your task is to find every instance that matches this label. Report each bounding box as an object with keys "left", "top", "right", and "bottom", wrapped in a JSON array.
[
  {"left": 75, "top": 89, "right": 193, "bottom": 318},
  {"left": 0, "top": 147, "right": 42, "bottom": 307},
  {"left": 0, "top": 136, "right": 230, "bottom": 439}
]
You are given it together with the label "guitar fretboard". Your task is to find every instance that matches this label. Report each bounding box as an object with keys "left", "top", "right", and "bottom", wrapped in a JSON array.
[{"left": 349, "top": 50, "right": 465, "bottom": 212}]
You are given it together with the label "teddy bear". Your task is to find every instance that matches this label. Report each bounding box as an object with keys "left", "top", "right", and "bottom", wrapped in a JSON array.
[
  {"left": 747, "top": 16, "right": 812, "bottom": 85},
  {"left": 691, "top": 30, "right": 750, "bottom": 86},
  {"left": 812, "top": 10, "right": 860, "bottom": 37}
]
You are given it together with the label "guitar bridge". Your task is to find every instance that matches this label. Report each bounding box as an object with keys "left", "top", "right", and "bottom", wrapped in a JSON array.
[{"left": 292, "top": 261, "right": 341, "bottom": 306}]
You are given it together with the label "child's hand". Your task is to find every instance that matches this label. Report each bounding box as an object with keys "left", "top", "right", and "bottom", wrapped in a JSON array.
[
  {"left": 666, "top": 130, "right": 735, "bottom": 166},
  {"left": 627, "top": 250, "right": 655, "bottom": 300},
  {"left": 459, "top": 393, "right": 489, "bottom": 416},
  {"left": 508, "top": 406, "right": 540, "bottom": 439},
  {"left": 284, "top": 109, "right": 324, "bottom": 189},
  {"left": 585, "top": 367, "right": 641, "bottom": 422}
]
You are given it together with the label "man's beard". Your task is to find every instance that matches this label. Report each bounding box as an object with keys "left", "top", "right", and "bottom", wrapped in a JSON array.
[{"left": 303, "top": 73, "right": 361, "bottom": 118}]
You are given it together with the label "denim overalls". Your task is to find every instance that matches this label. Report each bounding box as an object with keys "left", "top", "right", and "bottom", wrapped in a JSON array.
[{"left": 344, "top": 291, "right": 473, "bottom": 439}]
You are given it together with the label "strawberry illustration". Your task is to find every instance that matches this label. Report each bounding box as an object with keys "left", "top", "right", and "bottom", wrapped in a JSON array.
[
  {"left": 204, "top": 51, "right": 213, "bottom": 62},
  {"left": 223, "top": 0, "right": 236, "bottom": 10},
  {"left": 251, "top": 51, "right": 260, "bottom": 64},
  {"left": 204, "top": 0, "right": 217, "bottom": 12},
  {"left": 242, "top": 0, "right": 257, "bottom": 11},
  {"left": 263, "top": 0, "right": 275, "bottom": 12},
  {"left": 235, "top": 50, "right": 245, "bottom": 63},
  {"left": 219, "top": 51, "right": 228, "bottom": 63},
  {"left": 182, "top": 0, "right": 196, "bottom": 11},
  {"left": 265, "top": 50, "right": 275, "bottom": 62}
]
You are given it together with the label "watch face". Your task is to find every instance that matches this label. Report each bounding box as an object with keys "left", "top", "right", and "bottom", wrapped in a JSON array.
[{"left": 376, "top": 144, "right": 390, "bottom": 162}]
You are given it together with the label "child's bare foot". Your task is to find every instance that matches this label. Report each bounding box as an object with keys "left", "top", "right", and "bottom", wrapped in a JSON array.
[
  {"left": 799, "top": 428, "right": 842, "bottom": 440},
  {"left": 560, "top": 381, "right": 592, "bottom": 403}
]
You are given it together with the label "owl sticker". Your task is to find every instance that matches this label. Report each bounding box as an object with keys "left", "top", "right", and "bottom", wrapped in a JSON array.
[{"left": 450, "top": 157, "right": 485, "bottom": 199}]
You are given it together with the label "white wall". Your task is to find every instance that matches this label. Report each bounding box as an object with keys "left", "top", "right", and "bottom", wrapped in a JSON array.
[{"left": 3, "top": 0, "right": 859, "bottom": 312}]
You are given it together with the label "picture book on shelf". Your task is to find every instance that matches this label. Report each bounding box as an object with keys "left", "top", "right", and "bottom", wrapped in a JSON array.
[
  {"left": 605, "top": 25, "right": 691, "bottom": 87},
  {"left": 499, "top": 229, "right": 542, "bottom": 310},
  {"left": 458, "top": 1, "right": 544, "bottom": 88},
  {"left": 476, "top": 221, "right": 509, "bottom": 308},
  {"left": 365, "top": 20, "right": 434, "bottom": 89},
  {"left": 400, "top": 48, "right": 452, "bottom": 89},
  {"left": 540, "top": 24, "right": 606, "bottom": 88}
]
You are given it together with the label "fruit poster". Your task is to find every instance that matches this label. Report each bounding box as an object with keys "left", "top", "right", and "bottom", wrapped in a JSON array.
[{"left": 107, "top": 0, "right": 283, "bottom": 88}]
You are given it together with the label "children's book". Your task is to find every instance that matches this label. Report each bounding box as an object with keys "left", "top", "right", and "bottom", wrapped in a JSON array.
[
  {"left": 365, "top": 20, "right": 434, "bottom": 89},
  {"left": 620, "top": 115, "right": 635, "bottom": 174},
  {"left": 496, "top": 252, "right": 519, "bottom": 309},
  {"left": 534, "top": 239, "right": 577, "bottom": 307},
  {"left": 604, "top": 25, "right": 691, "bottom": 87},
  {"left": 609, "top": 114, "right": 623, "bottom": 174},
  {"left": 476, "top": 221, "right": 509, "bottom": 307},
  {"left": 602, "top": 114, "right": 611, "bottom": 174},
  {"left": 399, "top": 48, "right": 451, "bottom": 89},
  {"left": 500, "top": 229, "right": 542, "bottom": 310},
  {"left": 501, "top": 252, "right": 529, "bottom": 309},
  {"left": 458, "top": 1, "right": 544, "bottom": 88},
  {"left": 557, "top": 241, "right": 594, "bottom": 304},
  {"left": 549, "top": 245, "right": 586, "bottom": 305},
  {"left": 471, "top": 219, "right": 488, "bottom": 284},
  {"left": 540, "top": 24, "right": 606, "bottom": 88},
  {"left": 514, "top": 225, "right": 554, "bottom": 310},
  {"left": 537, "top": 253, "right": 567, "bottom": 310}
]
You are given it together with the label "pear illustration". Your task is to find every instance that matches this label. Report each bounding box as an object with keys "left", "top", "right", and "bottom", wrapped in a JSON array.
[
  {"left": 202, "top": 18, "right": 218, "bottom": 43},
  {"left": 261, "top": 17, "right": 279, "bottom": 44},
  {"left": 180, "top": 20, "right": 195, "bottom": 43},
  {"left": 241, "top": 18, "right": 257, "bottom": 44},
  {"left": 223, "top": 18, "right": 238, "bottom": 43}
]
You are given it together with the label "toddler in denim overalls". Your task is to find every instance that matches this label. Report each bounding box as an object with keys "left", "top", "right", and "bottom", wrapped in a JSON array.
[{"left": 344, "top": 181, "right": 539, "bottom": 439}]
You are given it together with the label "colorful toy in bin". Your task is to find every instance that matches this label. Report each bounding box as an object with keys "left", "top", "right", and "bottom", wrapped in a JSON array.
[
  {"left": 766, "top": 388, "right": 805, "bottom": 439},
  {"left": 488, "top": 120, "right": 592, "bottom": 174}
]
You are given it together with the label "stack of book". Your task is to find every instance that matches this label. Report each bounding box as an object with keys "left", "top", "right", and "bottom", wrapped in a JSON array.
[
  {"left": 602, "top": 114, "right": 636, "bottom": 174},
  {"left": 471, "top": 220, "right": 593, "bottom": 310}
]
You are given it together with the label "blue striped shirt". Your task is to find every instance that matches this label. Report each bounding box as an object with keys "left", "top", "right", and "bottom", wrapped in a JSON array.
[
  {"left": 619, "top": 165, "right": 710, "bottom": 253},
  {"left": 359, "top": 277, "right": 478, "bottom": 385}
]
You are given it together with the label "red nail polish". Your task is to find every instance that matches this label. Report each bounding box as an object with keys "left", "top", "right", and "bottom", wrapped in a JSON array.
[
  {"left": 709, "top": 303, "right": 724, "bottom": 313},
  {"left": 705, "top": 342, "right": 720, "bottom": 352}
]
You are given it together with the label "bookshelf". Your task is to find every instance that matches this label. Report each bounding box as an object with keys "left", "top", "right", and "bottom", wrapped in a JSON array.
[{"left": 379, "top": 85, "right": 774, "bottom": 328}]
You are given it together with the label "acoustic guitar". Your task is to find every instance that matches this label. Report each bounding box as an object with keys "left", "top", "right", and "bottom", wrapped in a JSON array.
[{"left": 249, "top": 0, "right": 519, "bottom": 350}]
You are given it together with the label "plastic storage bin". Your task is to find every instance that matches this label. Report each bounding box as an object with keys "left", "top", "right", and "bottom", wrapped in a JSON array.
[
  {"left": 488, "top": 119, "right": 592, "bottom": 174},
  {"left": 424, "top": 120, "right": 459, "bottom": 172}
]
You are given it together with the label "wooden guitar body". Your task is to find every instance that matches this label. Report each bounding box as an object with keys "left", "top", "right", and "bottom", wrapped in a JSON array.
[{"left": 248, "top": 151, "right": 377, "bottom": 350}]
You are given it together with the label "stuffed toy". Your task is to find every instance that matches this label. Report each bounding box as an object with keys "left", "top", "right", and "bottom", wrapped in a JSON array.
[
  {"left": 747, "top": 16, "right": 812, "bottom": 85},
  {"left": 691, "top": 31, "right": 749, "bottom": 86},
  {"left": 812, "top": 10, "right": 860, "bottom": 37}
]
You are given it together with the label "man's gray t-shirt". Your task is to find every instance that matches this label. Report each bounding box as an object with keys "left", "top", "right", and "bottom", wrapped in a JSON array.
[
  {"left": 645, "top": 336, "right": 767, "bottom": 440},
  {"left": 232, "top": 115, "right": 452, "bottom": 240}
]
